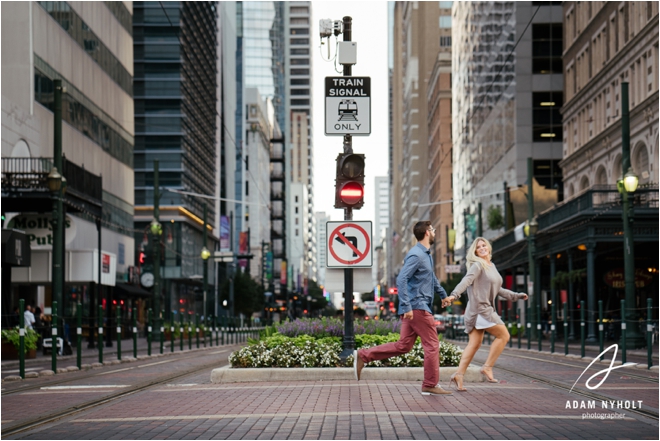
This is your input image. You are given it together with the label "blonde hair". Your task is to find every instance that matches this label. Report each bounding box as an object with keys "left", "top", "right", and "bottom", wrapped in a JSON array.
[{"left": 466, "top": 237, "right": 492, "bottom": 271}]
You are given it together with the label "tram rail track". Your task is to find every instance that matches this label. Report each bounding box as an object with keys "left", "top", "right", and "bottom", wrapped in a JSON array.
[
  {"left": 1, "top": 351, "right": 231, "bottom": 438},
  {"left": 470, "top": 353, "right": 658, "bottom": 421}
]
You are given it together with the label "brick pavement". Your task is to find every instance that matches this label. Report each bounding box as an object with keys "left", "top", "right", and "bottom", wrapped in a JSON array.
[{"left": 3, "top": 341, "right": 658, "bottom": 440}]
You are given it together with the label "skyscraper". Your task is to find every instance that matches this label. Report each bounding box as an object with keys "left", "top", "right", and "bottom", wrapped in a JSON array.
[
  {"left": 285, "top": 2, "right": 316, "bottom": 284},
  {"left": 133, "top": 1, "right": 218, "bottom": 315},
  {"left": 452, "top": 2, "right": 564, "bottom": 257}
]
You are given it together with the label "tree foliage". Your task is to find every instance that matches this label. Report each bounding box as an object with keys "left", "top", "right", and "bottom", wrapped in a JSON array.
[
  {"left": 220, "top": 269, "right": 265, "bottom": 316},
  {"left": 487, "top": 205, "right": 504, "bottom": 231}
]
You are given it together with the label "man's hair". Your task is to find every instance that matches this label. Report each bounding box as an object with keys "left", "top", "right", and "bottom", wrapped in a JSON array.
[{"left": 413, "top": 221, "right": 432, "bottom": 241}]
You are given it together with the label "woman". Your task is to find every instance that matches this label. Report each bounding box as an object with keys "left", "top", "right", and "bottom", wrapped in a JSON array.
[{"left": 443, "top": 237, "right": 528, "bottom": 391}]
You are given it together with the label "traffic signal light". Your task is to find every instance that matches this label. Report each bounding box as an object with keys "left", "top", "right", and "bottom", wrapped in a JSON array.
[
  {"left": 139, "top": 252, "right": 146, "bottom": 265},
  {"left": 334, "top": 152, "right": 365, "bottom": 209},
  {"left": 388, "top": 287, "right": 398, "bottom": 295}
]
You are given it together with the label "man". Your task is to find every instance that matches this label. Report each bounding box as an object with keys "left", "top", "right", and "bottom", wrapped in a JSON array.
[
  {"left": 24, "top": 304, "right": 36, "bottom": 330},
  {"left": 354, "top": 221, "right": 451, "bottom": 395}
]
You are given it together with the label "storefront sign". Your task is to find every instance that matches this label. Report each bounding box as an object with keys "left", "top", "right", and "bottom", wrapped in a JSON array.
[
  {"left": 603, "top": 268, "right": 654, "bottom": 288},
  {"left": 7, "top": 214, "right": 77, "bottom": 248}
]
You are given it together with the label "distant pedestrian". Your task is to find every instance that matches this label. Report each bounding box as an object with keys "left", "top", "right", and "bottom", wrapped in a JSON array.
[
  {"left": 9, "top": 306, "right": 20, "bottom": 327},
  {"left": 354, "top": 221, "right": 452, "bottom": 396},
  {"left": 445, "top": 237, "right": 528, "bottom": 391},
  {"left": 34, "top": 307, "right": 44, "bottom": 349},
  {"left": 24, "top": 305, "right": 36, "bottom": 330}
]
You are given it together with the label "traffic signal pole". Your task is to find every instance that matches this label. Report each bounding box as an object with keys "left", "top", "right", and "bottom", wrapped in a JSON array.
[{"left": 340, "top": 16, "right": 355, "bottom": 360}]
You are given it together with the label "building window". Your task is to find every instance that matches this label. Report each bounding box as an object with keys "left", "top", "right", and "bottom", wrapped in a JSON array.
[
  {"left": 532, "top": 23, "right": 563, "bottom": 74},
  {"left": 291, "top": 99, "right": 310, "bottom": 106},
  {"left": 245, "top": 181, "right": 249, "bottom": 196},
  {"left": 290, "top": 38, "right": 309, "bottom": 45},
  {"left": 291, "top": 69, "right": 310, "bottom": 76},
  {"left": 439, "top": 1, "right": 453, "bottom": 9},
  {"left": 290, "top": 7, "right": 309, "bottom": 14},
  {"left": 439, "top": 16, "right": 451, "bottom": 28},
  {"left": 290, "top": 17, "right": 309, "bottom": 24},
  {"left": 532, "top": 92, "right": 563, "bottom": 142},
  {"left": 291, "top": 79, "right": 310, "bottom": 85},
  {"left": 290, "top": 58, "right": 309, "bottom": 65},
  {"left": 290, "top": 48, "right": 309, "bottom": 55},
  {"left": 440, "top": 36, "right": 452, "bottom": 47},
  {"left": 290, "top": 28, "right": 309, "bottom": 35}
]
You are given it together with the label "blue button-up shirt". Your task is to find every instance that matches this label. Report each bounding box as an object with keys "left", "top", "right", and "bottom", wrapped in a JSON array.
[{"left": 396, "top": 243, "right": 447, "bottom": 315}]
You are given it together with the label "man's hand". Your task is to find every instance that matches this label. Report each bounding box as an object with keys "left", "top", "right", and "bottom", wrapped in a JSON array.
[
  {"left": 403, "top": 311, "right": 414, "bottom": 320},
  {"left": 441, "top": 296, "right": 454, "bottom": 308}
]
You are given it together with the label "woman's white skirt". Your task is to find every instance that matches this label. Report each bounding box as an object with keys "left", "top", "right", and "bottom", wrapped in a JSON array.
[{"left": 475, "top": 314, "right": 497, "bottom": 330}]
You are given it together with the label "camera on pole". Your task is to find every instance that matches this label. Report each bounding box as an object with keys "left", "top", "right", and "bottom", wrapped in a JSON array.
[{"left": 334, "top": 152, "right": 365, "bottom": 209}]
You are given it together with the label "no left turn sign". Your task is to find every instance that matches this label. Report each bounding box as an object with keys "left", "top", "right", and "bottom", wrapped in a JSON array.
[{"left": 326, "top": 221, "right": 372, "bottom": 268}]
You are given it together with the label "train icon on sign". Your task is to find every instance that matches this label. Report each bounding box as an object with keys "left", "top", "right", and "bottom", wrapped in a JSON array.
[{"left": 338, "top": 99, "right": 358, "bottom": 121}]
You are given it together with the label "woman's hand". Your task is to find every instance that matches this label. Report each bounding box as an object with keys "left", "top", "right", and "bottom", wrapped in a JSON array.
[
  {"left": 519, "top": 294, "right": 529, "bottom": 301},
  {"left": 442, "top": 296, "right": 454, "bottom": 308}
]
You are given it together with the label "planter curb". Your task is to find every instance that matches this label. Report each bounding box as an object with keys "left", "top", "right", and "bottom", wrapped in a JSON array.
[{"left": 211, "top": 366, "right": 484, "bottom": 383}]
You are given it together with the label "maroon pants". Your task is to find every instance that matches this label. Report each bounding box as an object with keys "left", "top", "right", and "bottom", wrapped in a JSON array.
[{"left": 357, "top": 309, "right": 439, "bottom": 388}]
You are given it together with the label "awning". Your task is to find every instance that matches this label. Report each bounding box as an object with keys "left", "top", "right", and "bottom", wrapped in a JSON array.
[{"left": 115, "top": 283, "right": 152, "bottom": 298}]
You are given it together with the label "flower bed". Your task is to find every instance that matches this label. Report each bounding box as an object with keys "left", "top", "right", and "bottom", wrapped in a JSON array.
[{"left": 229, "top": 319, "right": 462, "bottom": 368}]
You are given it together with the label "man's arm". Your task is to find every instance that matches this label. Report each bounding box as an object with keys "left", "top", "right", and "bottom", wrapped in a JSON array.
[
  {"left": 433, "top": 273, "right": 447, "bottom": 300},
  {"left": 396, "top": 252, "right": 420, "bottom": 315}
]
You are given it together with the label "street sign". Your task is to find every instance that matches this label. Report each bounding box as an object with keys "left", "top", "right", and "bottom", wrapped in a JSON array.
[
  {"left": 213, "top": 251, "right": 234, "bottom": 263},
  {"left": 445, "top": 264, "right": 461, "bottom": 274},
  {"left": 326, "top": 221, "right": 372, "bottom": 268},
  {"left": 325, "top": 77, "right": 371, "bottom": 136},
  {"left": 324, "top": 268, "right": 373, "bottom": 292}
]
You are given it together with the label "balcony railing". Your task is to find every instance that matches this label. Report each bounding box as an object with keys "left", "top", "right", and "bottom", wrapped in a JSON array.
[
  {"left": 2, "top": 157, "right": 102, "bottom": 204},
  {"left": 492, "top": 185, "right": 659, "bottom": 251}
]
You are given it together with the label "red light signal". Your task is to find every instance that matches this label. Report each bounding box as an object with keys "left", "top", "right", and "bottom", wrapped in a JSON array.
[
  {"left": 335, "top": 153, "right": 365, "bottom": 209},
  {"left": 388, "top": 287, "right": 398, "bottom": 295},
  {"left": 139, "top": 252, "right": 146, "bottom": 264}
]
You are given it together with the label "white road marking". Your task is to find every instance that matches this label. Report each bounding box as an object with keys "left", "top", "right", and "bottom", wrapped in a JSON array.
[
  {"left": 137, "top": 359, "right": 176, "bottom": 368},
  {"left": 41, "top": 385, "right": 129, "bottom": 390}
]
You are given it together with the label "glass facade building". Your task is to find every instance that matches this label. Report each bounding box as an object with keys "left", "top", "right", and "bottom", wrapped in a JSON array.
[
  {"left": 133, "top": 1, "right": 218, "bottom": 316},
  {"left": 452, "top": 1, "right": 564, "bottom": 256}
]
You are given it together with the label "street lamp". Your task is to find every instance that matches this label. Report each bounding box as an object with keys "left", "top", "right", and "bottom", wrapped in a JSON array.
[
  {"left": 47, "top": 167, "right": 63, "bottom": 193},
  {"left": 618, "top": 82, "right": 644, "bottom": 349},
  {"left": 150, "top": 219, "right": 162, "bottom": 236},
  {"left": 201, "top": 247, "right": 211, "bottom": 260}
]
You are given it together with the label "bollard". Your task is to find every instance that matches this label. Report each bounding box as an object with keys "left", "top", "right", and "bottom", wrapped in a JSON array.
[
  {"left": 647, "top": 298, "right": 653, "bottom": 370},
  {"left": 179, "top": 313, "right": 184, "bottom": 351},
  {"left": 160, "top": 310, "right": 164, "bottom": 355},
  {"left": 215, "top": 316, "right": 219, "bottom": 346},
  {"left": 196, "top": 314, "right": 200, "bottom": 349},
  {"left": 98, "top": 305, "right": 104, "bottom": 364},
  {"left": 598, "top": 300, "right": 604, "bottom": 360},
  {"left": 620, "top": 299, "right": 627, "bottom": 365},
  {"left": 188, "top": 313, "right": 192, "bottom": 350},
  {"left": 19, "top": 299, "right": 25, "bottom": 379},
  {"left": 170, "top": 318, "right": 175, "bottom": 352},
  {"left": 563, "top": 302, "right": 569, "bottom": 356},
  {"left": 550, "top": 302, "right": 555, "bottom": 354},
  {"left": 580, "top": 300, "right": 585, "bottom": 358},
  {"left": 208, "top": 316, "right": 212, "bottom": 347},
  {"left": 517, "top": 307, "right": 522, "bottom": 349},
  {"left": 77, "top": 302, "right": 82, "bottom": 369},
  {"left": 220, "top": 316, "right": 225, "bottom": 345},
  {"left": 53, "top": 301, "right": 59, "bottom": 371},
  {"left": 526, "top": 304, "right": 531, "bottom": 350},
  {"left": 537, "top": 303, "right": 542, "bottom": 352},
  {"left": 147, "top": 309, "right": 152, "bottom": 357},
  {"left": 507, "top": 308, "right": 513, "bottom": 348},
  {"left": 116, "top": 307, "right": 122, "bottom": 361},
  {"left": 132, "top": 307, "right": 138, "bottom": 359}
]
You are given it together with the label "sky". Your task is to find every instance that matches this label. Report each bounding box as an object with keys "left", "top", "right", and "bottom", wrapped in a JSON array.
[{"left": 311, "top": 2, "right": 390, "bottom": 223}]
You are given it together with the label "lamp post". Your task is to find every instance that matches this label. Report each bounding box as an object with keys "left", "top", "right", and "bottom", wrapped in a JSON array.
[
  {"left": 618, "top": 82, "right": 644, "bottom": 348},
  {"left": 524, "top": 157, "right": 538, "bottom": 338},
  {"left": 201, "top": 203, "right": 210, "bottom": 321},
  {"left": 47, "top": 167, "right": 64, "bottom": 338}
]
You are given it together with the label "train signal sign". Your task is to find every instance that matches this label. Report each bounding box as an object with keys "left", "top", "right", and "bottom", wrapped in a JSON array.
[
  {"left": 325, "top": 77, "right": 371, "bottom": 136},
  {"left": 335, "top": 153, "right": 365, "bottom": 209}
]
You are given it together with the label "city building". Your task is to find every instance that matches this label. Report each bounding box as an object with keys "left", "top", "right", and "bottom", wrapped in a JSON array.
[
  {"left": 314, "top": 211, "right": 330, "bottom": 287},
  {"left": 2, "top": 1, "right": 136, "bottom": 339},
  {"left": 372, "top": 176, "right": 389, "bottom": 287},
  {"left": 426, "top": 46, "right": 453, "bottom": 282},
  {"left": 244, "top": 88, "right": 278, "bottom": 279},
  {"left": 452, "top": 1, "right": 565, "bottom": 258},
  {"left": 239, "top": 2, "right": 288, "bottom": 308},
  {"left": 133, "top": 1, "right": 218, "bottom": 319},
  {"left": 390, "top": 1, "right": 444, "bottom": 282},
  {"left": 288, "top": 182, "right": 309, "bottom": 293},
  {"left": 492, "top": 2, "right": 658, "bottom": 341},
  {"left": 285, "top": 2, "right": 316, "bottom": 285}
]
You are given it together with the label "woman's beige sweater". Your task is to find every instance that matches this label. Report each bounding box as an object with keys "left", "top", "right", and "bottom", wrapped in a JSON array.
[{"left": 450, "top": 262, "right": 526, "bottom": 334}]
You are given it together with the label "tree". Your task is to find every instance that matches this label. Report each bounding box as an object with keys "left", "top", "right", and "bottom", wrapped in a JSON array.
[
  {"left": 219, "top": 269, "right": 265, "bottom": 317},
  {"left": 487, "top": 205, "right": 504, "bottom": 231},
  {"left": 306, "top": 280, "right": 328, "bottom": 311}
]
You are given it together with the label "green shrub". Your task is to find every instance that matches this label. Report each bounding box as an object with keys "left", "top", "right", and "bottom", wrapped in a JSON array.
[
  {"left": 229, "top": 332, "right": 462, "bottom": 368},
  {"left": 1, "top": 327, "right": 39, "bottom": 353}
]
